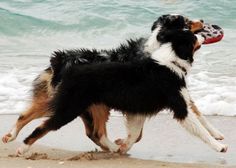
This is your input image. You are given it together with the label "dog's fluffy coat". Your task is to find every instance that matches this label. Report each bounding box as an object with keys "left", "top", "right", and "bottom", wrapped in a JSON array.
[{"left": 2, "top": 14, "right": 227, "bottom": 155}]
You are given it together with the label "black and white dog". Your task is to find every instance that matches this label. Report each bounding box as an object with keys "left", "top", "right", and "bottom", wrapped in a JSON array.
[
  {"left": 13, "top": 15, "right": 227, "bottom": 155},
  {"left": 2, "top": 14, "right": 225, "bottom": 155}
]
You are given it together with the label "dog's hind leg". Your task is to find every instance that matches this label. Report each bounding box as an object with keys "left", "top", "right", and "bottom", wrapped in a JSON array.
[
  {"left": 2, "top": 69, "right": 53, "bottom": 144},
  {"left": 2, "top": 97, "right": 50, "bottom": 144},
  {"left": 81, "top": 113, "right": 109, "bottom": 151},
  {"left": 190, "top": 100, "right": 224, "bottom": 140},
  {"left": 16, "top": 113, "right": 78, "bottom": 155},
  {"left": 87, "top": 104, "right": 120, "bottom": 152},
  {"left": 81, "top": 114, "right": 107, "bottom": 151},
  {"left": 115, "top": 114, "right": 146, "bottom": 154}
]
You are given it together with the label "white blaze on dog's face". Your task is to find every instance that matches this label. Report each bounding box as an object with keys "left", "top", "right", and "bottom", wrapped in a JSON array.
[
  {"left": 145, "top": 14, "right": 187, "bottom": 53},
  {"left": 193, "top": 34, "right": 205, "bottom": 54},
  {"left": 195, "top": 34, "right": 205, "bottom": 45},
  {"left": 150, "top": 29, "right": 204, "bottom": 77},
  {"left": 144, "top": 14, "right": 204, "bottom": 53}
]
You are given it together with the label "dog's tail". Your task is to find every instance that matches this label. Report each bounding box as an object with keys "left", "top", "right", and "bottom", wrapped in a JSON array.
[
  {"left": 50, "top": 49, "right": 109, "bottom": 87},
  {"left": 50, "top": 50, "right": 87, "bottom": 87},
  {"left": 50, "top": 50, "right": 67, "bottom": 87}
]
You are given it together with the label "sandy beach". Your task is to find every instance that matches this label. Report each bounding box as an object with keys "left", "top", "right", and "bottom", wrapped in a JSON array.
[
  {"left": 0, "top": 114, "right": 235, "bottom": 168},
  {"left": 0, "top": 143, "right": 232, "bottom": 168}
]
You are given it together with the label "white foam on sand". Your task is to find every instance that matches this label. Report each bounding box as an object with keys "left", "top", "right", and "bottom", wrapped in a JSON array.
[
  {"left": 188, "top": 72, "right": 236, "bottom": 116},
  {"left": 0, "top": 55, "right": 47, "bottom": 114}
]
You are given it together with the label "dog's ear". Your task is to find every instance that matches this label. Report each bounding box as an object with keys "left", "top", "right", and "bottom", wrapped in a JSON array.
[
  {"left": 151, "top": 14, "right": 171, "bottom": 31},
  {"left": 156, "top": 29, "right": 173, "bottom": 43},
  {"left": 156, "top": 28, "right": 188, "bottom": 44},
  {"left": 171, "top": 30, "right": 196, "bottom": 63},
  {"left": 153, "top": 14, "right": 187, "bottom": 31}
]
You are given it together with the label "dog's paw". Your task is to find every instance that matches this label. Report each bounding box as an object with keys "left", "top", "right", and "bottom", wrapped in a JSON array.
[
  {"left": 2, "top": 133, "right": 16, "bottom": 144},
  {"left": 114, "top": 138, "right": 125, "bottom": 145},
  {"left": 215, "top": 135, "right": 224, "bottom": 141},
  {"left": 118, "top": 143, "right": 129, "bottom": 154},
  {"left": 16, "top": 144, "right": 30, "bottom": 156},
  {"left": 215, "top": 144, "right": 228, "bottom": 153},
  {"left": 219, "top": 144, "right": 228, "bottom": 153},
  {"left": 212, "top": 132, "right": 224, "bottom": 141}
]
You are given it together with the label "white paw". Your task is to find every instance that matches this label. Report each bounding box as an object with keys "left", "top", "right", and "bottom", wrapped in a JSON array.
[
  {"left": 108, "top": 143, "right": 120, "bottom": 153},
  {"left": 212, "top": 131, "right": 224, "bottom": 140},
  {"left": 219, "top": 144, "right": 228, "bottom": 153},
  {"left": 215, "top": 144, "right": 228, "bottom": 153},
  {"left": 16, "top": 144, "right": 30, "bottom": 156},
  {"left": 114, "top": 138, "right": 125, "bottom": 145},
  {"left": 2, "top": 133, "right": 16, "bottom": 143},
  {"left": 116, "top": 139, "right": 132, "bottom": 154},
  {"left": 99, "top": 136, "right": 120, "bottom": 153},
  {"left": 118, "top": 143, "right": 129, "bottom": 154}
]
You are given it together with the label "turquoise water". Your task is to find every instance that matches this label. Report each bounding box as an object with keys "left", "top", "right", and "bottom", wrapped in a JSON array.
[{"left": 0, "top": 0, "right": 236, "bottom": 116}]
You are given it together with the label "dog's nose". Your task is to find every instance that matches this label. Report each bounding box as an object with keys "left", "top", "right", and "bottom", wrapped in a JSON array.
[{"left": 200, "top": 19, "right": 204, "bottom": 23}]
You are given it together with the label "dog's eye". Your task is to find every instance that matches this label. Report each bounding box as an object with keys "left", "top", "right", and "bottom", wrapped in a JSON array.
[{"left": 185, "top": 21, "right": 193, "bottom": 29}]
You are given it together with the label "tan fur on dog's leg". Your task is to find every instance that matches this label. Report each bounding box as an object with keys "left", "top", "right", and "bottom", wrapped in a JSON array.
[
  {"left": 2, "top": 96, "right": 49, "bottom": 143},
  {"left": 16, "top": 121, "right": 50, "bottom": 155},
  {"left": 180, "top": 108, "right": 227, "bottom": 152},
  {"left": 117, "top": 114, "right": 145, "bottom": 154},
  {"left": 81, "top": 113, "right": 109, "bottom": 151},
  {"left": 3, "top": 69, "right": 53, "bottom": 144},
  {"left": 87, "top": 104, "right": 120, "bottom": 152},
  {"left": 190, "top": 101, "right": 224, "bottom": 140}
]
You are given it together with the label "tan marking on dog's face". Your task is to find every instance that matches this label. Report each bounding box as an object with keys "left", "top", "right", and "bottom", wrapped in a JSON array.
[
  {"left": 189, "top": 20, "right": 204, "bottom": 33},
  {"left": 87, "top": 104, "right": 110, "bottom": 138}
]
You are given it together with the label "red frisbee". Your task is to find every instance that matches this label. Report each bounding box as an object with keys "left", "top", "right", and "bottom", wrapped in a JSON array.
[{"left": 196, "top": 23, "right": 224, "bottom": 44}]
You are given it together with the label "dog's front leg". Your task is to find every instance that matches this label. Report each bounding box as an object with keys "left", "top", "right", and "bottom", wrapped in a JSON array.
[
  {"left": 190, "top": 100, "right": 224, "bottom": 140},
  {"left": 115, "top": 114, "right": 146, "bottom": 154},
  {"left": 177, "top": 88, "right": 227, "bottom": 152},
  {"left": 179, "top": 107, "right": 227, "bottom": 152}
]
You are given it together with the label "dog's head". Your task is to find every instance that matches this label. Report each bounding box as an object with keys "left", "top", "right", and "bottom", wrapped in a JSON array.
[
  {"left": 145, "top": 14, "right": 204, "bottom": 53},
  {"left": 151, "top": 14, "right": 204, "bottom": 33},
  {"left": 161, "top": 29, "right": 203, "bottom": 63}
]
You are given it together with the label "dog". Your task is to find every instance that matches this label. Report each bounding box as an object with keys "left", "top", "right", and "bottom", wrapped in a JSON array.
[
  {"left": 3, "top": 14, "right": 224, "bottom": 154},
  {"left": 14, "top": 16, "right": 228, "bottom": 155}
]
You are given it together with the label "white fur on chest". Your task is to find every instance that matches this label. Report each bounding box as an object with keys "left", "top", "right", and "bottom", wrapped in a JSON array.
[{"left": 151, "top": 43, "right": 191, "bottom": 77}]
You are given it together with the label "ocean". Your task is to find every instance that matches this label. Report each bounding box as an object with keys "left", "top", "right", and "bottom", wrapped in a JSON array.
[{"left": 0, "top": 0, "right": 235, "bottom": 116}]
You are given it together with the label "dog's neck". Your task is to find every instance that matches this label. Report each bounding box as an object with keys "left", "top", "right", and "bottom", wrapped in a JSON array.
[
  {"left": 171, "top": 61, "right": 187, "bottom": 75},
  {"left": 144, "top": 27, "right": 161, "bottom": 53},
  {"left": 151, "top": 43, "right": 191, "bottom": 77}
]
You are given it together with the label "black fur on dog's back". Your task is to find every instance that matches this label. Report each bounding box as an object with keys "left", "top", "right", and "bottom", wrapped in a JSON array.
[
  {"left": 49, "top": 58, "right": 187, "bottom": 127},
  {"left": 46, "top": 28, "right": 199, "bottom": 131},
  {"left": 50, "top": 38, "right": 147, "bottom": 87}
]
